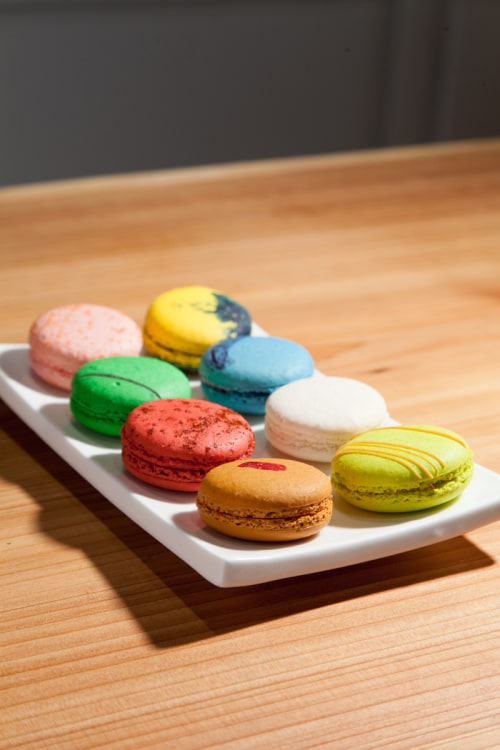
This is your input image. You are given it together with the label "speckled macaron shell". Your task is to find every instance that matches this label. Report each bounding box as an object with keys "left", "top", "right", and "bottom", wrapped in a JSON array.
[
  {"left": 199, "top": 335, "right": 315, "bottom": 414},
  {"left": 265, "top": 374, "right": 389, "bottom": 462},
  {"left": 70, "top": 356, "right": 192, "bottom": 436},
  {"left": 143, "top": 286, "right": 252, "bottom": 370},
  {"left": 196, "top": 458, "right": 333, "bottom": 542},
  {"left": 29, "top": 304, "right": 143, "bottom": 390},
  {"left": 331, "top": 425, "right": 474, "bottom": 513},
  {"left": 121, "top": 398, "right": 255, "bottom": 491}
]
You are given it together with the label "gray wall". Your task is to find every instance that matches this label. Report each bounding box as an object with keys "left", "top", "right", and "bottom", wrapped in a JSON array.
[{"left": 1, "top": 0, "right": 499, "bottom": 187}]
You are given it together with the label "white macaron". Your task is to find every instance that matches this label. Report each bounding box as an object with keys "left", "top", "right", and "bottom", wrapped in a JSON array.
[{"left": 264, "top": 374, "right": 389, "bottom": 463}]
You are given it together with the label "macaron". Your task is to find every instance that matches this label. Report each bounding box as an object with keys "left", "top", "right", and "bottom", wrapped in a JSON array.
[
  {"left": 121, "top": 398, "right": 255, "bottom": 492},
  {"left": 70, "top": 355, "right": 192, "bottom": 436},
  {"left": 199, "top": 335, "right": 315, "bottom": 415},
  {"left": 331, "top": 425, "right": 474, "bottom": 513},
  {"left": 196, "top": 458, "right": 333, "bottom": 542},
  {"left": 143, "top": 285, "right": 252, "bottom": 370},
  {"left": 265, "top": 374, "right": 389, "bottom": 462},
  {"left": 29, "top": 303, "right": 143, "bottom": 390}
]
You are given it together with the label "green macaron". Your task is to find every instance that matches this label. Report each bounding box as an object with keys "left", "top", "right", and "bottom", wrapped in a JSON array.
[
  {"left": 70, "top": 355, "right": 192, "bottom": 436},
  {"left": 331, "top": 425, "right": 474, "bottom": 513}
]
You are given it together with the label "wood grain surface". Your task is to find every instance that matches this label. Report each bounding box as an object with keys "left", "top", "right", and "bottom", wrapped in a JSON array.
[{"left": 1, "top": 139, "right": 500, "bottom": 749}]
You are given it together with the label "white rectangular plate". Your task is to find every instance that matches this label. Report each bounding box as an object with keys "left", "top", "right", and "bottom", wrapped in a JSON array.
[{"left": 2, "top": 342, "right": 500, "bottom": 587}]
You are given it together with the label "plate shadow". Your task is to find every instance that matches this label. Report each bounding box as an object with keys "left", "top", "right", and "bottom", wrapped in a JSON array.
[{"left": 2, "top": 401, "right": 495, "bottom": 649}]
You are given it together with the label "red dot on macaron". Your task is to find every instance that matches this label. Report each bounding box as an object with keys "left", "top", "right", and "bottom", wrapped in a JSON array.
[{"left": 238, "top": 461, "right": 287, "bottom": 472}]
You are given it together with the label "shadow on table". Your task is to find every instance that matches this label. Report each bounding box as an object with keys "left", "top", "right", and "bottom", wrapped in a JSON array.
[{"left": 2, "top": 401, "right": 495, "bottom": 649}]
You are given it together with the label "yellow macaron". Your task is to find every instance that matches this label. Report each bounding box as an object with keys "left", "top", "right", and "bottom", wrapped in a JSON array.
[{"left": 143, "top": 285, "right": 252, "bottom": 370}]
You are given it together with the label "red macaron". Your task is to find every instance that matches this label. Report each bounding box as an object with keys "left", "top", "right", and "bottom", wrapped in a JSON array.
[{"left": 121, "top": 398, "right": 255, "bottom": 491}]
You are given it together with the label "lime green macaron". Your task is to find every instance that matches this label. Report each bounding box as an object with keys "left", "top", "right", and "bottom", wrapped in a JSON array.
[
  {"left": 331, "top": 425, "right": 474, "bottom": 513},
  {"left": 70, "top": 355, "right": 191, "bottom": 436},
  {"left": 143, "top": 285, "right": 252, "bottom": 371}
]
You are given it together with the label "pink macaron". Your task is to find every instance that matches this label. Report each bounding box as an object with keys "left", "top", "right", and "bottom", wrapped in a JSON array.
[
  {"left": 29, "top": 303, "right": 143, "bottom": 390},
  {"left": 121, "top": 398, "right": 256, "bottom": 492}
]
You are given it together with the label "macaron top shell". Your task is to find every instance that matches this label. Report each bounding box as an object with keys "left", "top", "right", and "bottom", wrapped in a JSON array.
[
  {"left": 29, "top": 304, "right": 143, "bottom": 389},
  {"left": 332, "top": 425, "right": 473, "bottom": 489},
  {"left": 121, "top": 398, "right": 255, "bottom": 467},
  {"left": 143, "top": 286, "right": 252, "bottom": 368},
  {"left": 70, "top": 355, "right": 191, "bottom": 435},
  {"left": 199, "top": 336, "right": 315, "bottom": 391}
]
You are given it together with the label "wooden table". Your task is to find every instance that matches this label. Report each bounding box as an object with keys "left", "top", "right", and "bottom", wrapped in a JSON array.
[{"left": 2, "top": 139, "right": 500, "bottom": 749}]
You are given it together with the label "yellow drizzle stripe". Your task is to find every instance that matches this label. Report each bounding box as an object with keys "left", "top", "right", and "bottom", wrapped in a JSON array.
[
  {"left": 335, "top": 446, "right": 433, "bottom": 478},
  {"left": 335, "top": 440, "right": 447, "bottom": 479},
  {"left": 371, "top": 425, "right": 468, "bottom": 448},
  {"left": 346, "top": 441, "right": 446, "bottom": 468}
]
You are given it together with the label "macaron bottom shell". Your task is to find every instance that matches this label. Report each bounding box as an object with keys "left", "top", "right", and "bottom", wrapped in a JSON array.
[
  {"left": 141, "top": 336, "right": 201, "bottom": 371},
  {"left": 121, "top": 452, "right": 209, "bottom": 492},
  {"left": 200, "top": 382, "right": 273, "bottom": 415},
  {"left": 122, "top": 437, "right": 255, "bottom": 493},
  {"left": 29, "top": 357, "right": 76, "bottom": 392},
  {"left": 196, "top": 500, "right": 333, "bottom": 542},
  {"left": 332, "top": 458, "right": 474, "bottom": 513},
  {"left": 71, "top": 404, "right": 130, "bottom": 437}
]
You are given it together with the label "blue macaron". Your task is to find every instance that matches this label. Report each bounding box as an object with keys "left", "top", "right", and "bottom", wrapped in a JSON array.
[{"left": 198, "top": 336, "right": 315, "bottom": 415}]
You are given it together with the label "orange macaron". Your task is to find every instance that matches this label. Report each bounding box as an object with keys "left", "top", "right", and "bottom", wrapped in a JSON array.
[{"left": 196, "top": 458, "right": 333, "bottom": 542}]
